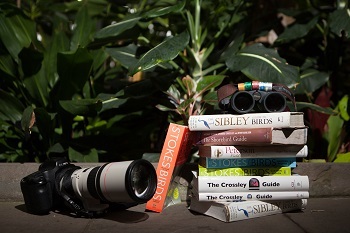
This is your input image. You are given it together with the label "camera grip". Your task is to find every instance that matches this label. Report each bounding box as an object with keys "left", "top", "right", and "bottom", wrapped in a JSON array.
[{"left": 20, "top": 171, "right": 53, "bottom": 215}]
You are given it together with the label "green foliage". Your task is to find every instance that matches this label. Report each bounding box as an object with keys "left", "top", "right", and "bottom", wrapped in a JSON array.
[{"left": 0, "top": 0, "right": 349, "bottom": 162}]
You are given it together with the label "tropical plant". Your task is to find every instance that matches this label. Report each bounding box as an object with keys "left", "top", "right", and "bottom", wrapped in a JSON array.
[{"left": 0, "top": 0, "right": 349, "bottom": 162}]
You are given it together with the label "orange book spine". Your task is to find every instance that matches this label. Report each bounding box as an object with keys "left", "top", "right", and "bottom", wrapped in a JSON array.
[{"left": 145, "top": 123, "right": 192, "bottom": 213}]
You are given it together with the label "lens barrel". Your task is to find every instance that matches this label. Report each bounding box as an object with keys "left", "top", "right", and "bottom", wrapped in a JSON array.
[{"left": 71, "top": 159, "right": 157, "bottom": 212}]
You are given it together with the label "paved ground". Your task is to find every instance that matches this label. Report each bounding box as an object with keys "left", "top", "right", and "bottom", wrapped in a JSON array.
[
  {"left": 1, "top": 197, "right": 350, "bottom": 233},
  {"left": 1, "top": 163, "right": 350, "bottom": 233}
]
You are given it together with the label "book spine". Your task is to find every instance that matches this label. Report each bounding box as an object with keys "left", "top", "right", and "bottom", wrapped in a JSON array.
[
  {"left": 188, "top": 112, "right": 296, "bottom": 131},
  {"left": 195, "top": 191, "right": 309, "bottom": 202},
  {"left": 198, "top": 145, "right": 308, "bottom": 158},
  {"left": 145, "top": 123, "right": 192, "bottom": 213},
  {"left": 225, "top": 199, "right": 307, "bottom": 222},
  {"left": 198, "top": 165, "right": 292, "bottom": 176},
  {"left": 199, "top": 157, "right": 297, "bottom": 168},
  {"left": 195, "top": 128, "right": 272, "bottom": 145},
  {"left": 195, "top": 175, "right": 309, "bottom": 192},
  {"left": 189, "top": 197, "right": 307, "bottom": 222}
]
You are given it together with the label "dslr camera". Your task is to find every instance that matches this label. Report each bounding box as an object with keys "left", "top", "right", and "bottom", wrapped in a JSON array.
[
  {"left": 20, "top": 157, "right": 157, "bottom": 217},
  {"left": 218, "top": 81, "right": 295, "bottom": 114}
]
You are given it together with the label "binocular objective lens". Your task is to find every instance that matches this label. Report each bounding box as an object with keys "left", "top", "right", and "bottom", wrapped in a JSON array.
[
  {"left": 231, "top": 91, "right": 255, "bottom": 113},
  {"left": 264, "top": 92, "right": 286, "bottom": 112}
]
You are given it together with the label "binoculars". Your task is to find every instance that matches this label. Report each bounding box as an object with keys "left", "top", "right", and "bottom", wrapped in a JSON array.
[{"left": 218, "top": 82, "right": 288, "bottom": 114}]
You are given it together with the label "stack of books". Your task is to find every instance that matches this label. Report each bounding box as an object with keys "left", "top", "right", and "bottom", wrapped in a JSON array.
[{"left": 187, "top": 112, "right": 309, "bottom": 222}]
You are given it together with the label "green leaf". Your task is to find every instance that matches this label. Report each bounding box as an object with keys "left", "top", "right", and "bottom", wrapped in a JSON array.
[
  {"left": 156, "top": 104, "right": 176, "bottom": 112},
  {"left": 130, "top": 31, "right": 190, "bottom": 75},
  {"left": 294, "top": 69, "right": 329, "bottom": 95},
  {"left": 42, "top": 27, "right": 70, "bottom": 87},
  {"left": 202, "top": 91, "right": 218, "bottom": 105},
  {"left": 98, "top": 94, "right": 128, "bottom": 112},
  {"left": 0, "top": 4, "right": 35, "bottom": 60},
  {"left": 329, "top": 9, "right": 350, "bottom": 37},
  {"left": 225, "top": 43, "right": 299, "bottom": 87},
  {"left": 196, "top": 75, "right": 226, "bottom": 92},
  {"left": 339, "top": 95, "right": 349, "bottom": 121},
  {"left": 276, "top": 17, "right": 319, "bottom": 43},
  {"left": 48, "top": 143, "right": 66, "bottom": 155},
  {"left": 21, "top": 106, "right": 35, "bottom": 132},
  {"left": 57, "top": 48, "right": 93, "bottom": 100},
  {"left": 334, "top": 152, "right": 350, "bottom": 163},
  {"left": 166, "top": 84, "right": 181, "bottom": 104},
  {"left": 0, "top": 89, "right": 25, "bottom": 123},
  {"left": 23, "top": 70, "right": 50, "bottom": 107},
  {"left": 18, "top": 47, "right": 44, "bottom": 77},
  {"left": 105, "top": 44, "right": 138, "bottom": 69},
  {"left": 326, "top": 113, "right": 344, "bottom": 162},
  {"left": 221, "top": 34, "right": 244, "bottom": 61},
  {"left": 69, "top": 147, "right": 99, "bottom": 162},
  {"left": 142, "top": 1, "right": 185, "bottom": 19},
  {"left": 183, "top": 75, "right": 195, "bottom": 93},
  {"left": 59, "top": 99, "right": 103, "bottom": 116},
  {"left": 94, "top": 16, "right": 141, "bottom": 39},
  {"left": 0, "top": 54, "right": 16, "bottom": 77},
  {"left": 71, "top": 4, "right": 95, "bottom": 50},
  {"left": 289, "top": 101, "right": 335, "bottom": 115}
]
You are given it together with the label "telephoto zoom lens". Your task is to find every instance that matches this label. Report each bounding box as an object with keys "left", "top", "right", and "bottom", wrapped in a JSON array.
[
  {"left": 230, "top": 91, "right": 255, "bottom": 114},
  {"left": 262, "top": 92, "right": 286, "bottom": 112},
  {"left": 69, "top": 159, "right": 157, "bottom": 212}
]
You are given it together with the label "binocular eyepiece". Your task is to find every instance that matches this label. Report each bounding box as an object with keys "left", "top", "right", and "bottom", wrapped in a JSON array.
[{"left": 219, "top": 90, "right": 287, "bottom": 114}]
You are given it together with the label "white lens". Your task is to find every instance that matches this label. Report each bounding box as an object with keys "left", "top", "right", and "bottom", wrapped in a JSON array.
[{"left": 73, "top": 160, "right": 157, "bottom": 205}]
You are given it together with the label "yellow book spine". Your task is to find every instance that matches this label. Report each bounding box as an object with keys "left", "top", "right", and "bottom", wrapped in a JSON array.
[{"left": 198, "top": 165, "right": 291, "bottom": 176}]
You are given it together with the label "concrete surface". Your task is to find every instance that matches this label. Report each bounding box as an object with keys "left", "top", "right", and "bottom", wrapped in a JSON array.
[
  {"left": 1, "top": 162, "right": 350, "bottom": 233},
  {"left": 1, "top": 198, "right": 350, "bottom": 233}
]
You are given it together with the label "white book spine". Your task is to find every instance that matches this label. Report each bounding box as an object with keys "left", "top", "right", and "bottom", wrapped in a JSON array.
[
  {"left": 226, "top": 199, "right": 307, "bottom": 222},
  {"left": 195, "top": 175, "right": 309, "bottom": 192},
  {"left": 188, "top": 112, "right": 300, "bottom": 131},
  {"left": 196, "top": 191, "right": 309, "bottom": 202},
  {"left": 201, "top": 145, "right": 308, "bottom": 158},
  {"left": 189, "top": 198, "right": 307, "bottom": 222}
]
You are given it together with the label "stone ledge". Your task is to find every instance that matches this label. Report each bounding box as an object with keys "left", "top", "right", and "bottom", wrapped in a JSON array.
[{"left": 0, "top": 162, "right": 349, "bottom": 201}]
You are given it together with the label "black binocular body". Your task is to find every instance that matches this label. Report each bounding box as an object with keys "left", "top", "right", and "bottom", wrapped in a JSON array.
[{"left": 218, "top": 82, "right": 288, "bottom": 114}]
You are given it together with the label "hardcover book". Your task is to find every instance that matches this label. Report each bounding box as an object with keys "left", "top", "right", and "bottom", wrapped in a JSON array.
[
  {"left": 195, "top": 127, "right": 308, "bottom": 146},
  {"left": 192, "top": 174, "right": 309, "bottom": 193},
  {"left": 145, "top": 123, "right": 193, "bottom": 213},
  {"left": 188, "top": 112, "right": 304, "bottom": 131},
  {"left": 191, "top": 189, "right": 309, "bottom": 202},
  {"left": 198, "top": 157, "right": 297, "bottom": 169},
  {"left": 189, "top": 196, "right": 307, "bottom": 222},
  {"left": 197, "top": 144, "right": 308, "bottom": 158},
  {"left": 198, "top": 165, "right": 292, "bottom": 176}
]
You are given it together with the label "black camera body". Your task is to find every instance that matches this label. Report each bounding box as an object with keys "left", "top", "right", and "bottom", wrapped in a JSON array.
[
  {"left": 20, "top": 158, "right": 81, "bottom": 215},
  {"left": 20, "top": 158, "right": 157, "bottom": 217}
]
